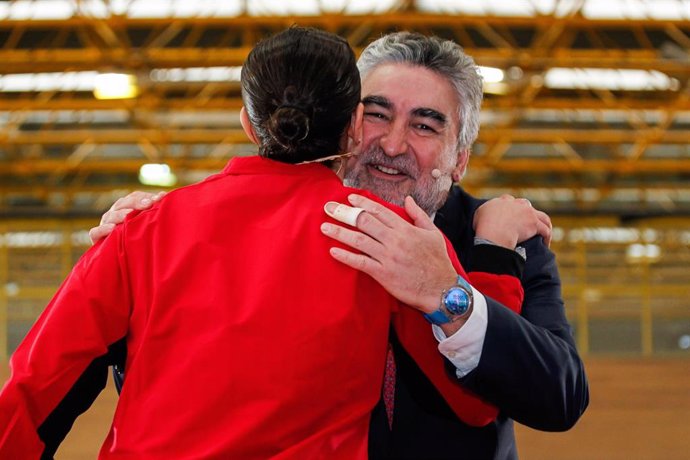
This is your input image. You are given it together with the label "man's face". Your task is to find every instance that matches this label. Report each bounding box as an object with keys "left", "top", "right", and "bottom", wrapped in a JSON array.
[{"left": 343, "top": 63, "right": 468, "bottom": 215}]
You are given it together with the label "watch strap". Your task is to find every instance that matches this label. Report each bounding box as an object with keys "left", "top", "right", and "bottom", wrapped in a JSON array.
[{"left": 423, "top": 309, "right": 451, "bottom": 325}]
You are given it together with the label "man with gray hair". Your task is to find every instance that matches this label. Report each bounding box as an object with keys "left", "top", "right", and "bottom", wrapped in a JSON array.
[
  {"left": 53, "top": 31, "right": 588, "bottom": 459},
  {"left": 317, "top": 31, "right": 588, "bottom": 459}
]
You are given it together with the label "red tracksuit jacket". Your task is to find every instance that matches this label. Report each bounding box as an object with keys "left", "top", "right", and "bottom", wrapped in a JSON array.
[{"left": 0, "top": 156, "right": 522, "bottom": 459}]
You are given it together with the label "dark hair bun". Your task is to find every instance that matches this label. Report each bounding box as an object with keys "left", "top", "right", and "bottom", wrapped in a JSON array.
[
  {"left": 266, "top": 106, "right": 310, "bottom": 151},
  {"left": 241, "top": 27, "right": 361, "bottom": 163}
]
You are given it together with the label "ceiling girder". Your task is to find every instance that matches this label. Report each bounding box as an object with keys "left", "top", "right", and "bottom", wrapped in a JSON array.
[{"left": 1, "top": 12, "right": 690, "bottom": 215}]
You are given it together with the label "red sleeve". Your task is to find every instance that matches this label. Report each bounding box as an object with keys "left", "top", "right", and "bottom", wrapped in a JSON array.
[
  {"left": 0, "top": 229, "right": 132, "bottom": 456},
  {"left": 468, "top": 272, "right": 523, "bottom": 314},
  {"left": 392, "top": 236, "right": 524, "bottom": 427}
]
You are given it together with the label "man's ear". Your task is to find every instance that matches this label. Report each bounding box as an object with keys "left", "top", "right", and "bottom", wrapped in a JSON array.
[
  {"left": 240, "top": 106, "right": 259, "bottom": 145},
  {"left": 451, "top": 149, "right": 471, "bottom": 182},
  {"left": 347, "top": 102, "right": 364, "bottom": 147}
]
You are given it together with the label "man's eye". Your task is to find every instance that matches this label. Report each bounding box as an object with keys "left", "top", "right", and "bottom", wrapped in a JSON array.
[
  {"left": 415, "top": 123, "right": 436, "bottom": 133},
  {"left": 365, "top": 112, "right": 387, "bottom": 120}
]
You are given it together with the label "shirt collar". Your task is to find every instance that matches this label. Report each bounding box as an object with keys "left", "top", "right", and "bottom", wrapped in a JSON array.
[{"left": 223, "top": 155, "right": 339, "bottom": 180}]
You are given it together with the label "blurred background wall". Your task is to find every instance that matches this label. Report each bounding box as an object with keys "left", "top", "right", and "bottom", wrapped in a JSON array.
[{"left": 1, "top": 0, "right": 690, "bottom": 458}]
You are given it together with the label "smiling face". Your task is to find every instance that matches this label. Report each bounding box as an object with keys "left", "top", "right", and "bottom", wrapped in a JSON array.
[{"left": 343, "top": 63, "right": 469, "bottom": 215}]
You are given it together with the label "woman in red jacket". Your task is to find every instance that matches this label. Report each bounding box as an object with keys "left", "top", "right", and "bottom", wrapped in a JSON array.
[{"left": 0, "top": 27, "right": 521, "bottom": 459}]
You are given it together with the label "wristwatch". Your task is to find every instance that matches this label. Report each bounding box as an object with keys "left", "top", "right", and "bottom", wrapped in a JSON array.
[{"left": 423, "top": 275, "right": 474, "bottom": 325}]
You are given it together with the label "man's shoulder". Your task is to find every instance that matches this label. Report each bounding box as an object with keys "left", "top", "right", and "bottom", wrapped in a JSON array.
[
  {"left": 443, "top": 185, "right": 485, "bottom": 213},
  {"left": 435, "top": 185, "right": 483, "bottom": 231},
  {"left": 433, "top": 186, "right": 480, "bottom": 258}
]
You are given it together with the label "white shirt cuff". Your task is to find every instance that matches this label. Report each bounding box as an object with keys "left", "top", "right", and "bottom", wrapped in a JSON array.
[{"left": 432, "top": 286, "right": 488, "bottom": 378}]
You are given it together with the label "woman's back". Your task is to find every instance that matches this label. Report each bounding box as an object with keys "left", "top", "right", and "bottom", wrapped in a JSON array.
[
  {"left": 98, "top": 27, "right": 381, "bottom": 457},
  {"left": 0, "top": 27, "right": 393, "bottom": 459},
  {"left": 100, "top": 156, "right": 397, "bottom": 458}
]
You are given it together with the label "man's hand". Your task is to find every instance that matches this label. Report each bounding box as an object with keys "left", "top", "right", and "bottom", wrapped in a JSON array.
[
  {"left": 321, "top": 194, "right": 458, "bottom": 313},
  {"left": 88, "top": 191, "right": 165, "bottom": 243},
  {"left": 473, "top": 195, "right": 552, "bottom": 249}
]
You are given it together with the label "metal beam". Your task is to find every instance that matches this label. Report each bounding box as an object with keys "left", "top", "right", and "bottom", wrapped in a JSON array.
[{"left": 3, "top": 157, "right": 690, "bottom": 175}]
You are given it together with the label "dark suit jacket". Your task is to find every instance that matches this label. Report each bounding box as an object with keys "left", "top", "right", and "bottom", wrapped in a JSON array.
[
  {"left": 368, "top": 186, "right": 589, "bottom": 460},
  {"left": 37, "top": 185, "right": 588, "bottom": 460}
]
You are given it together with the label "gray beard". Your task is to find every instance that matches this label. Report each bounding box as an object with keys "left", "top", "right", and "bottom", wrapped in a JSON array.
[{"left": 343, "top": 148, "right": 452, "bottom": 216}]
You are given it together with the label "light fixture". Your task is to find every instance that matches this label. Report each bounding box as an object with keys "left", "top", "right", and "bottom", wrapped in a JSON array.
[
  {"left": 149, "top": 66, "right": 243, "bottom": 83},
  {"left": 2, "top": 0, "right": 690, "bottom": 20},
  {"left": 679, "top": 335, "right": 690, "bottom": 350},
  {"left": 478, "top": 66, "right": 505, "bottom": 83},
  {"left": 139, "top": 163, "right": 177, "bottom": 187},
  {"left": 626, "top": 243, "right": 661, "bottom": 264},
  {"left": 4, "top": 282, "right": 20, "bottom": 297},
  {"left": 544, "top": 68, "right": 678, "bottom": 91},
  {"left": 94, "top": 73, "right": 139, "bottom": 100},
  {"left": 0, "top": 71, "right": 98, "bottom": 92},
  {"left": 478, "top": 66, "right": 509, "bottom": 95}
]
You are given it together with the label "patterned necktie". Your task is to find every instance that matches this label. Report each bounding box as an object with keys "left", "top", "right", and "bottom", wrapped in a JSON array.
[{"left": 383, "top": 344, "right": 396, "bottom": 429}]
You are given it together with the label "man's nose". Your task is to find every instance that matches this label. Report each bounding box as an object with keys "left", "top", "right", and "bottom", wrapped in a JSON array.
[{"left": 380, "top": 121, "right": 408, "bottom": 157}]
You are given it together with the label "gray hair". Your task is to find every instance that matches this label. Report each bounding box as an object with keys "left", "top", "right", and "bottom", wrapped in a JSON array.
[{"left": 357, "top": 32, "right": 483, "bottom": 152}]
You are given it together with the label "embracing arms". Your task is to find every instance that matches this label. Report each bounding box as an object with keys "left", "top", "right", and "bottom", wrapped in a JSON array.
[{"left": 321, "top": 191, "right": 587, "bottom": 431}]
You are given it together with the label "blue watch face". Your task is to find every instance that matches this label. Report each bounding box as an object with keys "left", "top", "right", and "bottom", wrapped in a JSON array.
[{"left": 444, "top": 287, "right": 470, "bottom": 315}]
